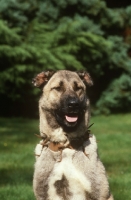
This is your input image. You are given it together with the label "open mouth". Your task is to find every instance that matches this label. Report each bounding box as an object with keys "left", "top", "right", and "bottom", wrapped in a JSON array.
[
  {"left": 65, "top": 114, "right": 78, "bottom": 123},
  {"left": 64, "top": 112, "right": 79, "bottom": 128},
  {"left": 55, "top": 111, "right": 80, "bottom": 129}
]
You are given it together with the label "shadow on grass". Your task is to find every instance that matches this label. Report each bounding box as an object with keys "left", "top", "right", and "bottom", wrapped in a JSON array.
[{"left": 0, "top": 166, "right": 34, "bottom": 186}]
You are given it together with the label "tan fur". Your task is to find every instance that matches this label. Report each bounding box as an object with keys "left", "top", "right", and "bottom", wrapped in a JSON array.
[
  {"left": 38, "top": 71, "right": 90, "bottom": 144},
  {"left": 33, "top": 70, "right": 113, "bottom": 200}
]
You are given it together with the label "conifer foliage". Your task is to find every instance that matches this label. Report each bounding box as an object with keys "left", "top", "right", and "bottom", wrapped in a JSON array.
[{"left": 0, "top": 0, "right": 131, "bottom": 116}]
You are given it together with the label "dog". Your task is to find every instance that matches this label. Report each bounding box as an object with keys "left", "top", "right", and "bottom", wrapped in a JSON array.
[{"left": 32, "top": 70, "right": 113, "bottom": 200}]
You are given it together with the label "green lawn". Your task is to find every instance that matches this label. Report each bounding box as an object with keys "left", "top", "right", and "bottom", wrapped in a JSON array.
[{"left": 0, "top": 114, "right": 131, "bottom": 200}]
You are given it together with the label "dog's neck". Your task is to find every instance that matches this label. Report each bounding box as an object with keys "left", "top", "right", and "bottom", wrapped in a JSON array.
[
  {"left": 69, "top": 123, "right": 93, "bottom": 147},
  {"left": 36, "top": 124, "right": 93, "bottom": 154}
]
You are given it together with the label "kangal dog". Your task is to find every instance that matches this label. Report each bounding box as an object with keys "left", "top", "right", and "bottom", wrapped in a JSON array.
[{"left": 32, "top": 70, "right": 113, "bottom": 200}]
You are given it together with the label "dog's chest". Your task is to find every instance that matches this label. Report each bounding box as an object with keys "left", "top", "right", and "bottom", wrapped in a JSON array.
[
  {"left": 34, "top": 147, "right": 92, "bottom": 200},
  {"left": 33, "top": 136, "right": 110, "bottom": 200},
  {"left": 47, "top": 149, "right": 91, "bottom": 200}
]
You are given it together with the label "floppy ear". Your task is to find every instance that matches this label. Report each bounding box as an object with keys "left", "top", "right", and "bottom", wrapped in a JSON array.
[
  {"left": 32, "top": 71, "right": 55, "bottom": 87},
  {"left": 77, "top": 71, "right": 93, "bottom": 87}
]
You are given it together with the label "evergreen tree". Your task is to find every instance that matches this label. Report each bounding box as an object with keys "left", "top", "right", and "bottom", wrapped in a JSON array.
[{"left": 0, "top": 0, "right": 131, "bottom": 116}]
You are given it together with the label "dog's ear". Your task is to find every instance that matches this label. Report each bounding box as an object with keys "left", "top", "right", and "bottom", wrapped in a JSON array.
[
  {"left": 77, "top": 71, "right": 93, "bottom": 87},
  {"left": 32, "top": 71, "right": 55, "bottom": 87}
]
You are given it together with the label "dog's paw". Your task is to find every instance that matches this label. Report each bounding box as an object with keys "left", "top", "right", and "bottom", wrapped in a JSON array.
[{"left": 35, "top": 143, "right": 43, "bottom": 159}]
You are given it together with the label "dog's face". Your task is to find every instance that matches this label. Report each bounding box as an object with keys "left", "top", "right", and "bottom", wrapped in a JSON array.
[{"left": 33, "top": 70, "right": 93, "bottom": 133}]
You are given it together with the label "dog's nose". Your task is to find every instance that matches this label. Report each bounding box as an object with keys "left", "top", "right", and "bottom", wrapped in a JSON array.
[{"left": 68, "top": 99, "right": 79, "bottom": 109}]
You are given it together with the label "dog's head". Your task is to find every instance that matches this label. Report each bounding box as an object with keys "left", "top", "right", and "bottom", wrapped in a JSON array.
[{"left": 33, "top": 70, "right": 93, "bottom": 132}]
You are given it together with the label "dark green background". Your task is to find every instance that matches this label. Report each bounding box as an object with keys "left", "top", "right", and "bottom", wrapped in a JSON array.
[{"left": 0, "top": 0, "right": 131, "bottom": 117}]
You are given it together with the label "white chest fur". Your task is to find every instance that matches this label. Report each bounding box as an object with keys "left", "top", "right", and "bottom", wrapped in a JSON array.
[{"left": 33, "top": 135, "right": 111, "bottom": 200}]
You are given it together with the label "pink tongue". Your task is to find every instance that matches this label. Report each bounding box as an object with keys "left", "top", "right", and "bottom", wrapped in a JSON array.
[{"left": 65, "top": 115, "right": 78, "bottom": 122}]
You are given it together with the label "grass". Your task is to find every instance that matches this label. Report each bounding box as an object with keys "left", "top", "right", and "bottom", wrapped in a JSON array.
[
  {"left": 0, "top": 118, "right": 38, "bottom": 200},
  {"left": 90, "top": 114, "right": 131, "bottom": 199},
  {"left": 0, "top": 114, "right": 131, "bottom": 200}
]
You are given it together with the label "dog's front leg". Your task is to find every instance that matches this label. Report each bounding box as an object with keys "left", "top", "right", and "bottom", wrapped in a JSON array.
[{"left": 33, "top": 145, "right": 64, "bottom": 200}]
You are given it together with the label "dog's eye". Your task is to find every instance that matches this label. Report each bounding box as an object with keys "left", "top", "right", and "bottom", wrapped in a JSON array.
[
  {"left": 52, "top": 86, "right": 61, "bottom": 91},
  {"left": 75, "top": 86, "right": 83, "bottom": 91}
]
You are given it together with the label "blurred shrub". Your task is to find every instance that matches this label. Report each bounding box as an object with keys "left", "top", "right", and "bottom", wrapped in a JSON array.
[{"left": 95, "top": 74, "right": 131, "bottom": 114}]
